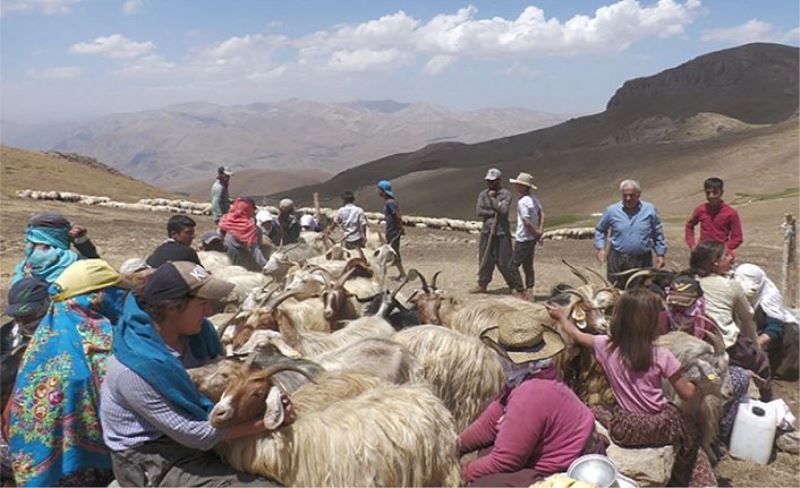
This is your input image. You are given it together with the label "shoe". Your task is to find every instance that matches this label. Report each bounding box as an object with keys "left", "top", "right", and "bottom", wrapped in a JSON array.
[{"left": 468, "top": 285, "right": 487, "bottom": 294}]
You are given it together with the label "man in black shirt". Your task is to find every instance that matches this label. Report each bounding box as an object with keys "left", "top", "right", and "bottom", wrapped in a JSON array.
[{"left": 146, "top": 215, "right": 201, "bottom": 268}]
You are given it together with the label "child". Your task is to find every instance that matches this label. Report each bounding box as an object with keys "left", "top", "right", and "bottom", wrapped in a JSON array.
[
  {"left": 377, "top": 180, "right": 406, "bottom": 279},
  {"left": 546, "top": 289, "right": 716, "bottom": 487},
  {"left": 333, "top": 190, "right": 368, "bottom": 249},
  {"left": 685, "top": 177, "right": 743, "bottom": 256},
  {"left": 509, "top": 172, "right": 544, "bottom": 299}
]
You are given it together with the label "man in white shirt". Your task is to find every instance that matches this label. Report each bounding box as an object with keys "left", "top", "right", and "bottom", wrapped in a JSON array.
[
  {"left": 334, "top": 190, "right": 368, "bottom": 249},
  {"left": 509, "top": 172, "right": 544, "bottom": 299}
]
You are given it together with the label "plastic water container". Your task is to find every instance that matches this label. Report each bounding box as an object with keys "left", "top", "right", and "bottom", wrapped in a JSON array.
[{"left": 729, "top": 399, "right": 777, "bottom": 465}]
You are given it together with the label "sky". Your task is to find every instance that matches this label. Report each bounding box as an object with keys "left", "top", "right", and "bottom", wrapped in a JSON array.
[{"left": 1, "top": 0, "right": 798, "bottom": 123}]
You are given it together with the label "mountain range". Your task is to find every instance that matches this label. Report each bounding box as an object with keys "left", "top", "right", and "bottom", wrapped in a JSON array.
[
  {"left": 1, "top": 100, "right": 567, "bottom": 188},
  {"left": 274, "top": 43, "right": 799, "bottom": 220}
]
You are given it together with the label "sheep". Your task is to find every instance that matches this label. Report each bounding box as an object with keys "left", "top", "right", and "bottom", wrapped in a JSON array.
[
  {"left": 216, "top": 373, "right": 462, "bottom": 487},
  {"left": 393, "top": 325, "right": 505, "bottom": 431},
  {"left": 655, "top": 330, "right": 732, "bottom": 449},
  {"left": 237, "top": 315, "right": 396, "bottom": 359}
]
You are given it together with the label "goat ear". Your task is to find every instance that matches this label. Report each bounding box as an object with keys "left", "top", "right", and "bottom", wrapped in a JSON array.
[
  {"left": 324, "top": 249, "right": 333, "bottom": 260},
  {"left": 263, "top": 386, "right": 287, "bottom": 430},
  {"left": 373, "top": 249, "right": 380, "bottom": 257}
]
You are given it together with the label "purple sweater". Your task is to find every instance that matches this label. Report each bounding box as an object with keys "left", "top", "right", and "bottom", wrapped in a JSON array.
[{"left": 460, "top": 378, "right": 594, "bottom": 483}]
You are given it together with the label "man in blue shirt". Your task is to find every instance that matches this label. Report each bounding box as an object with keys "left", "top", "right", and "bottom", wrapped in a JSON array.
[{"left": 594, "top": 179, "right": 667, "bottom": 288}]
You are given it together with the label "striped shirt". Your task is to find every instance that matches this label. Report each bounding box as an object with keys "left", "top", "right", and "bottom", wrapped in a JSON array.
[{"left": 100, "top": 342, "right": 226, "bottom": 452}]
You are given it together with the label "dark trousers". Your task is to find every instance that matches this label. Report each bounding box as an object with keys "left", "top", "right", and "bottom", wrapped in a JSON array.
[
  {"left": 110, "top": 437, "right": 280, "bottom": 487},
  {"left": 478, "top": 233, "right": 515, "bottom": 289},
  {"left": 510, "top": 240, "right": 536, "bottom": 291},
  {"left": 606, "top": 247, "right": 653, "bottom": 288}
]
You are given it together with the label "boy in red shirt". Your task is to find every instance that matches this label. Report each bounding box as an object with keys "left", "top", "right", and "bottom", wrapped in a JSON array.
[{"left": 685, "top": 177, "right": 743, "bottom": 256}]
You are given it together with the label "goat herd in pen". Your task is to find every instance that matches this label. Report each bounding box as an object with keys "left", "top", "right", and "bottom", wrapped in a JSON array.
[{"left": 2, "top": 190, "right": 797, "bottom": 488}]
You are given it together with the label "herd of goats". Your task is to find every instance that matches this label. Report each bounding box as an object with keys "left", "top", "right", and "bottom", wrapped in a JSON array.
[{"left": 117, "top": 225, "right": 735, "bottom": 486}]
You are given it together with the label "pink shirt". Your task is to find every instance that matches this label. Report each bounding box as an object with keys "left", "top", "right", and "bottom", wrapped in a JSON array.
[
  {"left": 459, "top": 378, "right": 595, "bottom": 483},
  {"left": 592, "top": 335, "right": 681, "bottom": 414}
]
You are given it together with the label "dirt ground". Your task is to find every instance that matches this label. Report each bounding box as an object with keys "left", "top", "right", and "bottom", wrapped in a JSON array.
[{"left": 1, "top": 195, "right": 798, "bottom": 486}]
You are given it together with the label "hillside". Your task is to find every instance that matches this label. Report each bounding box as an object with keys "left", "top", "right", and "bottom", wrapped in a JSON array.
[
  {"left": 4, "top": 100, "right": 567, "bottom": 186},
  {"left": 168, "top": 167, "right": 331, "bottom": 201},
  {"left": 0, "top": 146, "right": 173, "bottom": 201},
  {"left": 275, "top": 43, "right": 799, "bottom": 219}
]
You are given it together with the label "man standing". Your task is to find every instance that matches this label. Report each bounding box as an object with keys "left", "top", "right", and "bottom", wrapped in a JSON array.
[
  {"left": 509, "top": 172, "right": 544, "bottom": 299},
  {"left": 268, "top": 199, "right": 301, "bottom": 245},
  {"left": 594, "top": 179, "right": 667, "bottom": 288},
  {"left": 146, "top": 215, "right": 201, "bottom": 267},
  {"left": 377, "top": 180, "right": 407, "bottom": 280},
  {"left": 333, "top": 190, "right": 368, "bottom": 249},
  {"left": 471, "top": 168, "right": 516, "bottom": 294},
  {"left": 685, "top": 177, "right": 743, "bottom": 256},
  {"left": 211, "top": 166, "right": 232, "bottom": 224}
]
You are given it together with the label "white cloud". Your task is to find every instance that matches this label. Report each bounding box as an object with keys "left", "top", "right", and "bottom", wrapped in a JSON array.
[
  {"left": 26, "top": 65, "right": 83, "bottom": 79},
  {"left": 122, "top": 0, "right": 143, "bottom": 15},
  {"left": 424, "top": 55, "right": 455, "bottom": 75},
  {"left": 327, "top": 48, "right": 409, "bottom": 71},
  {"left": 70, "top": 34, "right": 155, "bottom": 59},
  {"left": 114, "top": 55, "right": 174, "bottom": 77},
  {"left": 1, "top": 0, "right": 81, "bottom": 15},
  {"left": 701, "top": 19, "right": 800, "bottom": 44}
]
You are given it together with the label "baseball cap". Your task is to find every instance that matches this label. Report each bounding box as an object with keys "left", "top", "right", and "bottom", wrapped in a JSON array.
[
  {"left": 377, "top": 180, "right": 395, "bottom": 197},
  {"left": 201, "top": 231, "right": 222, "bottom": 245},
  {"left": 143, "top": 261, "right": 234, "bottom": 304},
  {"left": 5, "top": 277, "right": 50, "bottom": 317},
  {"left": 256, "top": 209, "right": 274, "bottom": 225},
  {"left": 218, "top": 166, "right": 233, "bottom": 176},
  {"left": 484, "top": 168, "right": 502, "bottom": 181},
  {"left": 300, "top": 214, "right": 315, "bottom": 228}
]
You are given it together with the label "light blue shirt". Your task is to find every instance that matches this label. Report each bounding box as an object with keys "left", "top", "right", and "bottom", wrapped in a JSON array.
[{"left": 594, "top": 201, "right": 667, "bottom": 256}]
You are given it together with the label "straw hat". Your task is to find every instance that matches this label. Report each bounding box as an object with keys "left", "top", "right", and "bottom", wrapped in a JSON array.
[
  {"left": 480, "top": 319, "right": 565, "bottom": 363},
  {"left": 509, "top": 172, "right": 538, "bottom": 190}
]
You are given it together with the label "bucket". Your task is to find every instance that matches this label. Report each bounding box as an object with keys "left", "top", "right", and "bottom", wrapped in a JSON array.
[{"left": 729, "top": 399, "right": 777, "bottom": 465}]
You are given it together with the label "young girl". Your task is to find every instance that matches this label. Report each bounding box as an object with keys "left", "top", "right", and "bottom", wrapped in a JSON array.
[{"left": 546, "top": 288, "right": 716, "bottom": 487}]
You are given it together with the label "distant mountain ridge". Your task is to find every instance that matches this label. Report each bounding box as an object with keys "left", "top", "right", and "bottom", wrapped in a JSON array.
[
  {"left": 273, "top": 43, "right": 799, "bottom": 219},
  {"left": 2, "top": 100, "right": 568, "bottom": 186}
]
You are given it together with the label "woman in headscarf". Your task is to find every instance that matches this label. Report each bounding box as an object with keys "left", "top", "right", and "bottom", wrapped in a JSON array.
[
  {"left": 734, "top": 263, "right": 799, "bottom": 379},
  {"left": 11, "top": 212, "right": 99, "bottom": 286},
  {"left": 218, "top": 197, "right": 268, "bottom": 272},
  {"left": 100, "top": 261, "right": 279, "bottom": 487},
  {"left": 6, "top": 259, "right": 125, "bottom": 486},
  {"left": 458, "top": 319, "right": 602, "bottom": 487}
]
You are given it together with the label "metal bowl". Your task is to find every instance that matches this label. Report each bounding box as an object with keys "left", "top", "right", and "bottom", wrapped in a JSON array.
[{"left": 567, "top": 454, "right": 619, "bottom": 488}]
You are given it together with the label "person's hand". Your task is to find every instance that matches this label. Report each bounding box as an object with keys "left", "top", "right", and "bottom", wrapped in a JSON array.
[
  {"left": 279, "top": 392, "right": 295, "bottom": 425},
  {"left": 655, "top": 256, "right": 665, "bottom": 269},
  {"left": 544, "top": 303, "right": 568, "bottom": 322},
  {"left": 68, "top": 225, "right": 87, "bottom": 241},
  {"left": 595, "top": 249, "right": 606, "bottom": 264},
  {"left": 488, "top": 190, "right": 497, "bottom": 198}
]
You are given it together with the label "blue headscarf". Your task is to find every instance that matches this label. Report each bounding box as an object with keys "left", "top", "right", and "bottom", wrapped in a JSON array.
[
  {"left": 113, "top": 293, "right": 222, "bottom": 421},
  {"left": 11, "top": 226, "right": 79, "bottom": 286}
]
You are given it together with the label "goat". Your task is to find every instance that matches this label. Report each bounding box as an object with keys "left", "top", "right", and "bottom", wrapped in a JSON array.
[
  {"left": 655, "top": 330, "right": 732, "bottom": 449},
  {"left": 198, "top": 250, "right": 231, "bottom": 274},
  {"left": 237, "top": 315, "right": 396, "bottom": 359},
  {"left": 216, "top": 373, "right": 462, "bottom": 487},
  {"left": 393, "top": 325, "right": 505, "bottom": 431},
  {"left": 262, "top": 242, "right": 318, "bottom": 282},
  {"left": 314, "top": 337, "right": 424, "bottom": 384}
]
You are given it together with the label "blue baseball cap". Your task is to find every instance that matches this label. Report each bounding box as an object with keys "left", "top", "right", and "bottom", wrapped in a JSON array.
[
  {"left": 5, "top": 277, "right": 50, "bottom": 317},
  {"left": 377, "top": 180, "right": 395, "bottom": 198}
]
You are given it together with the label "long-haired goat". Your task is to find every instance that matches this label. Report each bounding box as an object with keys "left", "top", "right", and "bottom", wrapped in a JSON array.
[{"left": 393, "top": 325, "right": 505, "bottom": 431}]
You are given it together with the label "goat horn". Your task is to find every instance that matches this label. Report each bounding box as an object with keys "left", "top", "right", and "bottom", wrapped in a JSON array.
[
  {"left": 700, "top": 325, "right": 727, "bottom": 357},
  {"left": 268, "top": 290, "right": 303, "bottom": 309},
  {"left": 415, "top": 269, "right": 430, "bottom": 293},
  {"left": 390, "top": 270, "right": 417, "bottom": 301},
  {"left": 261, "top": 360, "right": 319, "bottom": 384},
  {"left": 609, "top": 267, "right": 646, "bottom": 276},
  {"left": 583, "top": 266, "right": 612, "bottom": 287},
  {"left": 218, "top": 279, "right": 275, "bottom": 338},
  {"left": 334, "top": 266, "right": 358, "bottom": 289},
  {"left": 563, "top": 289, "right": 592, "bottom": 304},
  {"left": 431, "top": 271, "right": 442, "bottom": 291},
  {"left": 561, "top": 259, "right": 589, "bottom": 285},
  {"left": 389, "top": 234, "right": 400, "bottom": 247},
  {"left": 625, "top": 269, "right": 656, "bottom": 289}
]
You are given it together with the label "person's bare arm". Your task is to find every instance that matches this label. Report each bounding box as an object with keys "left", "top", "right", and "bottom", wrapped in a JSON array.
[
  {"left": 545, "top": 304, "right": 594, "bottom": 349},
  {"left": 669, "top": 372, "right": 696, "bottom": 401}
]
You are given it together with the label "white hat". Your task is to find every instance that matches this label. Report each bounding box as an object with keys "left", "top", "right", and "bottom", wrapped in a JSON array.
[
  {"left": 300, "top": 214, "right": 315, "bottom": 228},
  {"left": 484, "top": 168, "right": 502, "bottom": 181},
  {"left": 509, "top": 172, "right": 538, "bottom": 190},
  {"left": 256, "top": 209, "right": 274, "bottom": 225},
  {"left": 279, "top": 198, "right": 294, "bottom": 209}
]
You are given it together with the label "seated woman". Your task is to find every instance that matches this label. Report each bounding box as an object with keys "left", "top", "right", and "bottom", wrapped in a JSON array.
[
  {"left": 100, "top": 261, "right": 279, "bottom": 487},
  {"left": 734, "top": 263, "right": 799, "bottom": 379},
  {"left": 218, "top": 197, "right": 268, "bottom": 272},
  {"left": 6, "top": 259, "right": 125, "bottom": 487},
  {"left": 458, "top": 320, "right": 600, "bottom": 487},
  {"left": 12, "top": 212, "right": 99, "bottom": 285},
  {"left": 691, "top": 240, "right": 772, "bottom": 400},
  {"left": 548, "top": 288, "right": 716, "bottom": 487}
]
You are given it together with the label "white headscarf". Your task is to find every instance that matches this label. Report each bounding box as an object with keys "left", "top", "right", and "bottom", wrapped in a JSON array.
[{"left": 734, "top": 263, "right": 797, "bottom": 324}]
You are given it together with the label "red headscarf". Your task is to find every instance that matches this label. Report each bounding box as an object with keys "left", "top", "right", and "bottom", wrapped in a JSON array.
[{"left": 219, "top": 198, "right": 258, "bottom": 247}]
